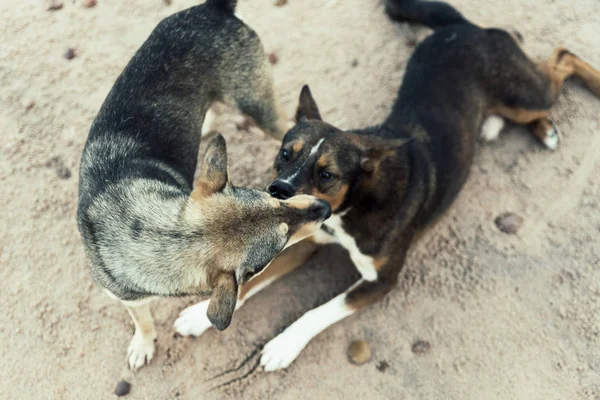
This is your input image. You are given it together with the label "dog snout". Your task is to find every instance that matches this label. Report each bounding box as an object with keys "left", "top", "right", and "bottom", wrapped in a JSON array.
[
  {"left": 268, "top": 180, "right": 295, "bottom": 200},
  {"left": 309, "top": 199, "right": 332, "bottom": 221}
]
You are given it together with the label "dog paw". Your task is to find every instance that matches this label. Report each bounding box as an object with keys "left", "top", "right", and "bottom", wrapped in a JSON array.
[
  {"left": 127, "top": 332, "right": 156, "bottom": 371},
  {"left": 543, "top": 122, "right": 560, "bottom": 150},
  {"left": 260, "top": 329, "right": 308, "bottom": 372},
  {"left": 174, "top": 300, "right": 213, "bottom": 337},
  {"left": 480, "top": 115, "right": 505, "bottom": 142},
  {"left": 201, "top": 108, "right": 218, "bottom": 137}
]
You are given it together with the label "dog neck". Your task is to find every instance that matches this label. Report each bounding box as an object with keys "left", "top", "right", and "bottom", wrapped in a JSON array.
[{"left": 343, "top": 139, "right": 434, "bottom": 233}]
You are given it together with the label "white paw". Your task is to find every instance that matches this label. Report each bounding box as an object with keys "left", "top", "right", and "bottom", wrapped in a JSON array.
[
  {"left": 127, "top": 331, "right": 156, "bottom": 371},
  {"left": 480, "top": 115, "right": 505, "bottom": 142},
  {"left": 201, "top": 108, "right": 218, "bottom": 136},
  {"left": 543, "top": 122, "right": 560, "bottom": 150},
  {"left": 174, "top": 300, "right": 213, "bottom": 337},
  {"left": 260, "top": 329, "right": 309, "bottom": 372}
]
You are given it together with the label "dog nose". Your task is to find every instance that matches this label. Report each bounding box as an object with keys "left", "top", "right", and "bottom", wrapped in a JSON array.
[
  {"left": 268, "top": 180, "right": 295, "bottom": 200},
  {"left": 308, "top": 199, "right": 332, "bottom": 221}
]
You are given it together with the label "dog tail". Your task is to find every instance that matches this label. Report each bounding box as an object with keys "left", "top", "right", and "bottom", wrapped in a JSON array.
[
  {"left": 384, "top": 0, "right": 471, "bottom": 30},
  {"left": 205, "top": 0, "right": 237, "bottom": 13}
]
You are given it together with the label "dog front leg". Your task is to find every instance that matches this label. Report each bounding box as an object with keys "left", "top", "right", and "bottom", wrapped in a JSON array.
[
  {"left": 174, "top": 240, "right": 318, "bottom": 337},
  {"left": 259, "top": 278, "right": 393, "bottom": 372},
  {"left": 260, "top": 243, "right": 407, "bottom": 371},
  {"left": 122, "top": 299, "right": 157, "bottom": 371}
]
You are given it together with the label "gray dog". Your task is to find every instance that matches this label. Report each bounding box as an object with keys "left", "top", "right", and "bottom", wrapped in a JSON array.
[{"left": 77, "top": 0, "right": 331, "bottom": 371}]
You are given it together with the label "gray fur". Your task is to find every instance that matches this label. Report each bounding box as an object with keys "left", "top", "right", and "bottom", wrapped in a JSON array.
[{"left": 76, "top": 2, "right": 329, "bottom": 369}]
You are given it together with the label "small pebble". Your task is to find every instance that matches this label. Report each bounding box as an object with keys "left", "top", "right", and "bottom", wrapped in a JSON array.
[
  {"left": 411, "top": 340, "right": 431, "bottom": 354},
  {"left": 55, "top": 165, "right": 72, "bottom": 180},
  {"left": 46, "top": 156, "right": 72, "bottom": 179},
  {"left": 114, "top": 380, "right": 131, "bottom": 397},
  {"left": 494, "top": 213, "right": 523, "bottom": 234},
  {"left": 512, "top": 30, "right": 524, "bottom": 43},
  {"left": 351, "top": 59, "right": 359, "bottom": 67},
  {"left": 558, "top": 306, "right": 567, "bottom": 319},
  {"left": 81, "top": 0, "right": 97, "bottom": 8},
  {"left": 21, "top": 98, "right": 36, "bottom": 111},
  {"left": 274, "top": 0, "right": 287, "bottom": 6},
  {"left": 47, "top": 1, "right": 63, "bottom": 11},
  {"left": 267, "top": 52, "right": 279, "bottom": 65},
  {"left": 376, "top": 360, "right": 389, "bottom": 372},
  {"left": 348, "top": 340, "right": 372, "bottom": 365},
  {"left": 235, "top": 116, "right": 251, "bottom": 131},
  {"left": 64, "top": 48, "right": 77, "bottom": 60}
]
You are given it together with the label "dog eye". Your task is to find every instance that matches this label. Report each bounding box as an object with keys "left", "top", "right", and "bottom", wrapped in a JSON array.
[
  {"left": 280, "top": 149, "right": 291, "bottom": 161},
  {"left": 318, "top": 170, "right": 334, "bottom": 182}
]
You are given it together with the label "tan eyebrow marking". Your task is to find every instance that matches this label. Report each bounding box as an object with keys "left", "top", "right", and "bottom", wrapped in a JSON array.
[
  {"left": 317, "top": 154, "right": 332, "bottom": 169},
  {"left": 292, "top": 141, "right": 304, "bottom": 153}
]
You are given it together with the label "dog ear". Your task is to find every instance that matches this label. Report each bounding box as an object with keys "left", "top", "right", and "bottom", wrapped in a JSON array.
[
  {"left": 295, "top": 85, "right": 323, "bottom": 122},
  {"left": 206, "top": 273, "right": 238, "bottom": 331},
  {"left": 358, "top": 137, "right": 412, "bottom": 174},
  {"left": 192, "top": 133, "right": 229, "bottom": 199}
]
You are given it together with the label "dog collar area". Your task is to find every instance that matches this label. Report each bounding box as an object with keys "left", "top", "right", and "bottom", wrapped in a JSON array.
[{"left": 320, "top": 224, "right": 335, "bottom": 236}]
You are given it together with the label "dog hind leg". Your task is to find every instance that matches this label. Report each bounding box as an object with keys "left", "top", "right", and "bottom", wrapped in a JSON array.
[
  {"left": 542, "top": 48, "right": 600, "bottom": 99},
  {"left": 529, "top": 118, "right": 560, "bottom": 151},
  {"left": 489, "top": 43, "right": 600, "bottom": 149},
  {"left": 227, "top": 48, "right": 289, "bottom": 140},
  {"left": 234, "top": 78, "right": 289, "bottom": 140}
]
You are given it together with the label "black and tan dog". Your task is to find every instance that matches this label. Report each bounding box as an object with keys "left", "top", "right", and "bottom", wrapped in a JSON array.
[
  {"left": 175, "top": 0, "right": 600, "bottom": 370},
  {"left": 77, "top": 0, "right": 331, "bottom": 371}
]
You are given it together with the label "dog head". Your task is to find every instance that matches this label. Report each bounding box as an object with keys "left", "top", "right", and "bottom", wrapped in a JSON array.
[
  {"left": 187, "top": 133, "right": 331, "bottom": 330},
  {"left": 268, "top": 85, "right": 411, "bottom": 213}
]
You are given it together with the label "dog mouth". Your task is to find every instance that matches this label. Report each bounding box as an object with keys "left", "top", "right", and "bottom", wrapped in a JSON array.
[
  {"left": 239, "top": 270, "right": 255, "bottom": 285},
  {"left": 234, "top": 196, "right": 331, "bottom": 286},
  {"left": 309, "top": 199, "right": 332, "bottom": 221},
  {"left": 237, "top": 262, "right": 269, "bottom": 286}
]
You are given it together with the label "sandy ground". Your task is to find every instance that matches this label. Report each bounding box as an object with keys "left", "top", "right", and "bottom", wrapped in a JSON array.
[{"left": 1, "top": 0, "right": 599, "bottom": 399}]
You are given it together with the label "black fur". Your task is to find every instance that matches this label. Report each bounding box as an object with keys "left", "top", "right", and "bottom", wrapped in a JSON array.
[
  {"left": 79, "top": 4, "right": 241, "bottom": 212},
  {"left": 206, "top": 0, "right": 238, "bottom": 13},
  {"left": 75, "top": 1, "right": 331, "bottom": 370},
  {"left": 265, "top": 0, "right": 600, "bottom": 370},
  {"left": 385, "top": 0, "right": 468, "bottom": 29}
]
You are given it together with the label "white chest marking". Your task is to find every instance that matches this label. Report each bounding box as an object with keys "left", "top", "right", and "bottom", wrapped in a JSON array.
[{"left": 313, "top": 214, "right": 378, "bottom": 282}]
